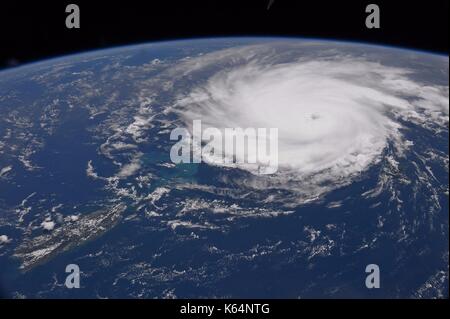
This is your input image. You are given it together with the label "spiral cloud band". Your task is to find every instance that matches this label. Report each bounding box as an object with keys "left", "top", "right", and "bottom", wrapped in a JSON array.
[{"left": 173, "top": 43, "right": 449, "bottom": 198}]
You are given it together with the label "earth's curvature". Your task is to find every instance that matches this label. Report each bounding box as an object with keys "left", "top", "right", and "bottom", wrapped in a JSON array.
[{"left": 0, "top": 38, "right": 448, "bottom": 298}]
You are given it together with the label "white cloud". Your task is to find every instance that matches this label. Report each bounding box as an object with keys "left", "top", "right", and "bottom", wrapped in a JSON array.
[
  {"left": 0, "top": 235, "right": 10, "bottom": 244},
  {"left": 117, "top": 157, "right": 142, "bottom": 179},
  {"left": 86, "top": 160, "right": 99, "bottom": 179},
  {"left": 174, "top": 48, "right": 449, "bottom": 201},
  {"left": 0, "top": 165, "right": 12, "bottom": 178},
  {"left": 41, "top": 220, "right": 55, "bottom": 231}
]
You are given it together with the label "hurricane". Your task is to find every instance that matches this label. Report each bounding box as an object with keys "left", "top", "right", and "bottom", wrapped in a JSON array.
[{"left": 174, "top": 46, "right": 449, "bottom": 201}]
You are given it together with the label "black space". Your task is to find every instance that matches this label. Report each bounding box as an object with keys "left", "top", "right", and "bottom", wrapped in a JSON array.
[{"left": 0, "top": 0, "right": 448, "bottom": 69}]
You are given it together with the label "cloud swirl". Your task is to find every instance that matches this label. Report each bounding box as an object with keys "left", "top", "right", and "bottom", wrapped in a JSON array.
[{"left": 173, "top": 44, "right": 449, "bottom": 201}]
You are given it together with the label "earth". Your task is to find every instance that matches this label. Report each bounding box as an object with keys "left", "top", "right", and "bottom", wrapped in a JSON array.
[{"left": 0, "top": 38, "right": 448, "bottom": 298}]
